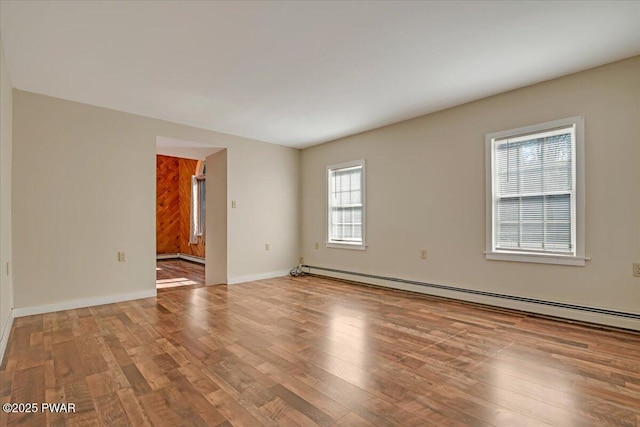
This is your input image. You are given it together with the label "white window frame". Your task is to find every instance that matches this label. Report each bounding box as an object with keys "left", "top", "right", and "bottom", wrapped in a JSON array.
[
  {"left": 189, "top": 160, "right": 206, "bottom": 245},
  {"left": 485, "top": 116, "right": 586, "bottom": 266},
  {"left": 326, "top": 159, "right": 367, "bottom": 250}
]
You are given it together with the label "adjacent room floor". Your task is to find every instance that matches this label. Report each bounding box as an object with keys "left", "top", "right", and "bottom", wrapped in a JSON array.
[
  {"left": 1, "top": 275, "right": 639, "bottom": 426},
  {"left": 156, "top": 259, "right": 205, "bottom": 290}
]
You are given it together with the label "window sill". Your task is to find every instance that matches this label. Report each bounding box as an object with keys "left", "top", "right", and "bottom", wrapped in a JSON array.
[
  {"left": 485, "top": 251, "right": 589, "bottom": 266},
  {"left": 326, "top": 242, "right": 367, "bottom": 251}
]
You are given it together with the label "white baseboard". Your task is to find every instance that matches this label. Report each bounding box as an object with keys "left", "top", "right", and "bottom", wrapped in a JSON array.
[
  {"left": 13, "top": 289, "right": 157, "bottom": 318},
  {"left": 228, "top": 270, "right": 290, "bottom": 285},
  {"left": 156, "top": 253, "right": 205, "bottom": 264},
  {"left": 178, "top": 254, "right": 205, "bottom": 264},
  {"left": 308, "top": 267, "right": 640, "bottom": 331},
  {"left": 0, "top": 308, "right": 14, "bottom": 366}
]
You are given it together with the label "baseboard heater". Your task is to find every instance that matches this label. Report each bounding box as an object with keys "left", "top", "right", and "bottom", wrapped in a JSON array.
[
  {"left": 304, "top": 265, "right": 640, "bottom": 324},
  {"left": 156, "top": 253, "right": 205, "bottom": 265}
]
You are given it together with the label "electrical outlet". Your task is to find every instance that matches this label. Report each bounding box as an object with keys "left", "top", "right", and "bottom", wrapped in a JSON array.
[
  {"left": 265, "top": 243, "right": 270, "bottom": 251},
  {"left": 420, "top": 249, "right": 427, "bottom": 259},
  {"left": 118, "top": 252, "right": 126, "bottom": 262},
  {"left": 634, "top": 263, "right": 640, "bottom": 277},
  {"left": 314, "top": 242, "right": 319, "bottom": 250},
  {"left": 231, "top": 200, "right": 237, "bottom": 208}
]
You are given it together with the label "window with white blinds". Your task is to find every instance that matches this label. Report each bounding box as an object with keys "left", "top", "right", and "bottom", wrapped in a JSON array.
[
  {"left": 327, "top": 160, "right": 366, "bottom": 249},
  {"left": 486, "top": 117, "right": 586, "bottom": 266},
  {"left": 189, "top": 160, "right": 206, "bottom": 245}
]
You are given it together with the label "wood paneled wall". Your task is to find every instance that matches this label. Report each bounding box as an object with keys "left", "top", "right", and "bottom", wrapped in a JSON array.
[
  {"left": 156, "top": 155, "right": 205, "bottom": 258},
  {"left": 156, "top": 155, "right": 180, "bottom": 254}
]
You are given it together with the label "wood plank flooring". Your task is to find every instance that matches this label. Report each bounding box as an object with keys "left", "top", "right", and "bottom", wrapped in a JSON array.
[
  {"left": 156, "top": 260, "right": 205, "bottom": 290},
  {"left": 1, "top": 274, "right": 639, "bottom": 426}
]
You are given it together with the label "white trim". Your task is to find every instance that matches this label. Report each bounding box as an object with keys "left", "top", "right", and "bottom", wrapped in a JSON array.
[
  {"left": 0, "top": 308, "right": 14, "bottom": 366},
  {"left": 178, "top": 254, "right": 205, "bottom": 264},
  {"left": 156, "top": 253, "right": 206, "bottom": 265},
  {"left": 308, "top": 268, "right": 640, "bottom": 331},
  {"left": 227, "top": 270, "right": 290, "bottom": 285},
  {"left": 485, "top": 251, "right": 589, "bottom": 266},
  {"left": 485, "top": 116, "right": 585, "bottom": 266},
  {"left": 13, "top": 289, "right": 157, "bottom": 317},
  {"left": 326, "top": 159, "right": 367, "bottom": 249},
  {"left": 325, "top": 242, "right": 367, "bottom": 250}
]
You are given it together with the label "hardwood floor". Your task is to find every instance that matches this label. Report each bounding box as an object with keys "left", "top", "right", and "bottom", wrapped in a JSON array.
[
  {"left": 156, "top": 259, "right": 205, "bottom": 290},
  {"left": 1, "top": 275, "right": 639, "bottom": 426}
]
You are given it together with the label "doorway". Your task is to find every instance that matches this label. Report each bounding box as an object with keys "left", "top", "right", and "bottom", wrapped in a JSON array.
[{"left": 155, "top": 136, "right": 227, "bottom": 288}]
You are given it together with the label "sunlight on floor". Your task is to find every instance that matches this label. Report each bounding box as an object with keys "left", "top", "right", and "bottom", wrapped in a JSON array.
[
  {"left": 156, "top": 277, "right": 198, "bottom": 289},
  {"left": 328, "top": 312, "right": 367, "bottom": 388},
  {"left": 156, "top": 260, "right": 204, "bottom": 289}
]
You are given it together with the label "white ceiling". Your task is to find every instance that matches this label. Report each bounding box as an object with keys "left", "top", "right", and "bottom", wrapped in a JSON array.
[{"left": 1, "top": 1, "right": 639, "bottom": 148}]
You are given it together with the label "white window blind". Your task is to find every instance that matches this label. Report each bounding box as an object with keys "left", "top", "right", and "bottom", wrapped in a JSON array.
[
  {"left": 493, "top": 126, "right": 575, "bottom": 254},
  {"left": 328, "top": 162, "right": 364, "bottom": 245},
  {"left": 189, "top": 176, "right": 201, "bottom": 244},
  {"left": 189, "top": 160, "right": 206, "bottom": 245}
]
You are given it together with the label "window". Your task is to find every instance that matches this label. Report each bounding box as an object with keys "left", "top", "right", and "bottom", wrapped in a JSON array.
[
  {"left": 190, "top": 160, "right": 206, "bottom": 244},
  {"left": 327, "top": 160, "right": 366, "bottom": 250},
  {"left": 485, "top": 117, "right": 585, "bottom": 265}
]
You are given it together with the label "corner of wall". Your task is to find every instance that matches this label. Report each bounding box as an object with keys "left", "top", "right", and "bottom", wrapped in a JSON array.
[
  {"left": 296, "top": 148, "right": 303, "bottom": 263},
  {"left": 0, "top": 33, "right": 15, "bottom": 365},
  {"left": 0, "top": 307, "right": 13, "bottom": 365}
]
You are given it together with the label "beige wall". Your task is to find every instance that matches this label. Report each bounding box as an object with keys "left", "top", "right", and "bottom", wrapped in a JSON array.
[
  {"left": 205, "top": 149, "right": 227, "bottom": 285},
  {"left": 226, "top": 139, "right": 301, "bottom": 283},
  {"left": 301, "top": 57, "right": 640, "bottom": 327},
  {"left": 0, "top": 35, "right": 14, "bottom": 354},
  {"left": 12, "top": 91, "right": 300, "bottom": 309}
]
